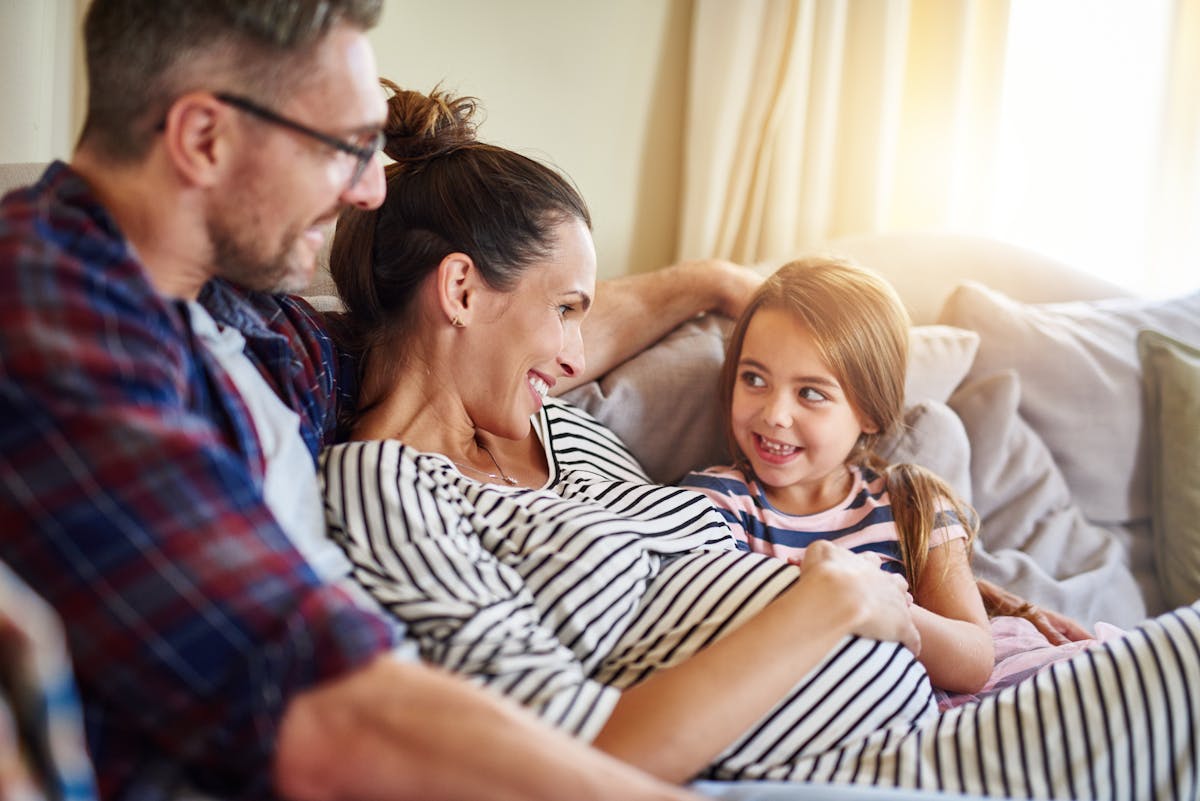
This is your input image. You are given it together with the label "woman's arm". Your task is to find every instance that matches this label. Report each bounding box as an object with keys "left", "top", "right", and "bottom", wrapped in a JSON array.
[
  {"left": 910, "top": 540, "right": 995, "bottom": 694},
  {"left": 560, "top": 259, "right": 763, "bottom": 392},
  {"left": 592, "top": 540, "right": 920, "bottom": 783}
]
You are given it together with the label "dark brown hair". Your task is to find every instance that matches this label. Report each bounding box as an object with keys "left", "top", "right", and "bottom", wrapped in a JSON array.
[
  {"left": 328, "top": 79, "right": 592, "bottom": 419},
  {"left": 79, "top": 0, "right": 382, "bottom": 162},
  {"left": 720, "top": 258, "right": 976, "bottom": 591}
]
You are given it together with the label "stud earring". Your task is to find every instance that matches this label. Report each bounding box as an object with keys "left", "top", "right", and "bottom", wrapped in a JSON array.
[{"left": 451, "top": 315, "right": 464, "bottom": 327}]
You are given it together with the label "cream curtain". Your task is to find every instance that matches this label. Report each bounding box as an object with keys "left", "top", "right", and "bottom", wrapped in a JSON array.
[
  {"left": 677, "top": 0, "right": 1200, "bottom": 296},
  {"left": 1150, "top": 0, "right": 1200, "bottom": 289},
  {"left": 681, "top": 0, "right": 1200, "bottom": 298},
  {"left": 678, "top": 0, "right": 1012, "bottom": 265}
]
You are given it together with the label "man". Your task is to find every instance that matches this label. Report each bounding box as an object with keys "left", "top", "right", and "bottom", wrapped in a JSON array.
[{"left": 0, "top": 2, "right": 757, "bottom": 799}]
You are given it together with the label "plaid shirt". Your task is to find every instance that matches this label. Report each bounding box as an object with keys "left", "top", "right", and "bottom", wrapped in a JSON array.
[{"left": 0, "top": 162, "right": 398, "bottom": 801}]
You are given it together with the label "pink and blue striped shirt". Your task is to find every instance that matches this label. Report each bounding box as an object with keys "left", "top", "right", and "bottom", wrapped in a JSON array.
[{"left": 680, "top": 464, "right": 967, "bottom": 571}]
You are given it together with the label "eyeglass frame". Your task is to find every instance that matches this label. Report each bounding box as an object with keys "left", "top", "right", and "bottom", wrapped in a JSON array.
[{"left": 213, "top": 92, "right": 384, "bottom": 189}]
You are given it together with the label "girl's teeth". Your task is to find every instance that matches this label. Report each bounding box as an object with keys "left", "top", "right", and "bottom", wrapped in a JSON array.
[
  {"left": 530, "top": 376, "right": 549, "bottom": 398},
  {"left": 758, "top": 435, "right": 797, "bottom": 455}
]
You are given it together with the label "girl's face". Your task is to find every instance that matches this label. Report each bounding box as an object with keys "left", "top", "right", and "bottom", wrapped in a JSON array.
[
  {"left": 467, "top": 216, "right": 596, "bottom": 439},
  {"left": 731, "top": 307, "right": 878, "bottom": 514}
]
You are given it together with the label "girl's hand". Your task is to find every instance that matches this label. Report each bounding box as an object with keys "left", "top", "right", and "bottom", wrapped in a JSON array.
[
  {"left": 798, "top": 540, "right": 921, "bottom": 655},
  {"left": 976, "top": 578, "right": 1092, "bottom": 644}
]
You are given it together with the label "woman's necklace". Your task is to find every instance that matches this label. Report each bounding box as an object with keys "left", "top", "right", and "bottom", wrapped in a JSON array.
[{"left": 451, "top": 441, "right": 519, "bottom": 486}]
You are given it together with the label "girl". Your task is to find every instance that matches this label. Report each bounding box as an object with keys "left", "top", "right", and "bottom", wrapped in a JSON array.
[{"left": 681, "top": 258, "right": 994, "bottom": 694}]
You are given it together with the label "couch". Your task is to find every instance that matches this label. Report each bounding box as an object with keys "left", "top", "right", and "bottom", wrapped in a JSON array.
[{"left": 4, "top": 160, "right": 1200, "bottom": 799}]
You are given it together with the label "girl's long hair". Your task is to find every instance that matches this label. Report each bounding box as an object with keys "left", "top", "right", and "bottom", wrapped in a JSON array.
[{"left": 719, "top": 257, "right": 976, "bottom": 591}]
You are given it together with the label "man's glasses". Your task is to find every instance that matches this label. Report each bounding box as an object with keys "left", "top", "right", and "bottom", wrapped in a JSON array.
[{"left": 214, "top": 92, "right": 384, "bottom": 189}]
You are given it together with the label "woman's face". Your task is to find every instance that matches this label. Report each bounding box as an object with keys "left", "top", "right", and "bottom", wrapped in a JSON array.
[
  {"left": 467, "top": 216, "right": 596, "bottom": 439},
  {"left": 730, "top": 307, "right": 876, "bottom": 513}
]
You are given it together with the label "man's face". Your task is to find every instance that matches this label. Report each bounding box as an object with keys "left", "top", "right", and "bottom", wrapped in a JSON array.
[{"left": 207, "top": 25, "right": 387, "bottom": 294}]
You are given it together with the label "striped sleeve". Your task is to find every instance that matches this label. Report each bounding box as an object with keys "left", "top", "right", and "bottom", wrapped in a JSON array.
[
  {"left": 320, "top": 440, "right": 621, "bottom": 739},
  {"left": 539, "top": 398, "right": 651, "bottom": 483},
  {"left": 679, "top": 468, "right": 755, "bottom": 551}
]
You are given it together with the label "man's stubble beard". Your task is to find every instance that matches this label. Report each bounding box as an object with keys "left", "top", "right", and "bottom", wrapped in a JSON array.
[{"left": 206, "top": 213, "right": 314, "bottom": 295}]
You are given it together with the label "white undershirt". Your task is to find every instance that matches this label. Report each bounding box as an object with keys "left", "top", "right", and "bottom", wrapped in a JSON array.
[{"left": 187, "top": 302, "right": 352, "bottom": 584}]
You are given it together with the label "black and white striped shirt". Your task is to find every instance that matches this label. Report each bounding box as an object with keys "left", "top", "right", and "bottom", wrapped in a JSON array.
[{"left": 321, "top": 398, "right": 1200, "bottom": 798}]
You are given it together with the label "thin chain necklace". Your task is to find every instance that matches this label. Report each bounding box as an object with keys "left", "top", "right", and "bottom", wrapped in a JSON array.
[{"left": 451, "top": 441, "right": 519, "bottom": 486}]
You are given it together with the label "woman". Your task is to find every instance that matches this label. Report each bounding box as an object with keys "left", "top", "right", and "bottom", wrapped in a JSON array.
[{"left": 321, "top": 81, "right": 1200, "bottom": 798}]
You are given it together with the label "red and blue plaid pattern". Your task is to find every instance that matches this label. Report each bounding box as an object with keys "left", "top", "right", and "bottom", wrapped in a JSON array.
[{"left": 0, "top": 162, "right": 397, "bottom": 801}]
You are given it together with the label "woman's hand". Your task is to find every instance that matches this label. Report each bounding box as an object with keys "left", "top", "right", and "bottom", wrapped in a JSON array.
[
  {"left": 976, "top": 578, "right": 1092, "bottom": 644},
  {"left": 797, "top": 540, "right": 921, "bottom": 655}
]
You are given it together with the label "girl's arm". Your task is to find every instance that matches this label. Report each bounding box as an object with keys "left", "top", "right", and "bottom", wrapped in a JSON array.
[{"left": 910, "top": 538, "right": 995, "bottom": 694}]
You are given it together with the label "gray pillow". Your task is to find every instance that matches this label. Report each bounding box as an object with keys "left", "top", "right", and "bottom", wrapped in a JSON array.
[
  {"left": 876, "top": 400, "right": 972, "bottom": 505},
  {"left": 563, "top": 315, "right": 732, "bottom": 485},
  {"left": 938, "top": 282, "right": 1200, "bottom": 525},
  {"left": 947, "top": 370, "right": 1149, "bottom": 627}
]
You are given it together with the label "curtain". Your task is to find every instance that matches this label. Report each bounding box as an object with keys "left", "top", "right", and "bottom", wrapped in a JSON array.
[
  {"left": 677, "top": 0, "right": 1197, "bottom": 297},
  {"left": 677, "top": 0, "right": 1011, "bottom": 266}
]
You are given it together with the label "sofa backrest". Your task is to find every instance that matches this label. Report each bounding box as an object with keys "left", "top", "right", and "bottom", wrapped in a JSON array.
[{"left": 1, "top": 161, "right": 1132, "bottom": 322}]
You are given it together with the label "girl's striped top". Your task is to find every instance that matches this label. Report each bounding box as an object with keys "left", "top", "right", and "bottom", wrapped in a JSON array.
[{"left": 680, "top": 464, "right": 967, "bottom": 570}]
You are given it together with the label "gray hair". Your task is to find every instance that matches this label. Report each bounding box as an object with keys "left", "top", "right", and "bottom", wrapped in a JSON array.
[{"left": 79, "top": 0, "right": 383, "bottom": 162}]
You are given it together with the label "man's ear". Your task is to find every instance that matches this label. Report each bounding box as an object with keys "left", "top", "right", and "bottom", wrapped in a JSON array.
[
  {"left": 436, "top": 252, "right": 480, "bottom": 326},
  {"left": 159, "top": 92, "right": 231, "bottom": 189}
]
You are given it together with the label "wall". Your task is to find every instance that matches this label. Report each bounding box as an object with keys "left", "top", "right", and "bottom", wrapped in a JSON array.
[
  {"left": 0, "top": 0, "right": 692, "bottom": 280},
  {"left": 369, "top": 1, "right": 692, "bottom": 278},
  {"left": 0, "top": 0, "right": 86, "bottom": 162}
]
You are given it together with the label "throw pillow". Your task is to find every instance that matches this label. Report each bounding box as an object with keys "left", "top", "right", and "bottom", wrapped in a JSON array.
[
  {"left": 563, "top": 315, "right": 732, "bottom": 485},
  {"left": 938, "top": 282, "right": 1200, "bottom": 524},
  {"left": 947, "top": 370, "right": 1148, "bottom": 627},
  {"left": 905, "top": 325, "right": 979, "bottom": 403},
  {"left": 1138, "top": 329, "right": 1200, "bottom": 608},
  {"left": 876, "top": 400, "right": 972, "bottom": 504}
]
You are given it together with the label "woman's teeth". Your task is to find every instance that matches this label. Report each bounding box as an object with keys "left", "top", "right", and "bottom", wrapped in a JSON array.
[{"left": 530, "top": 376, "right": 549, "bottom": 398}]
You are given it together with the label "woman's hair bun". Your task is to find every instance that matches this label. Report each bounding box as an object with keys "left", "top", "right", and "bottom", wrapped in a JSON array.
[{"left": 380, "top": 78, "right": 479, "bottom": 165}]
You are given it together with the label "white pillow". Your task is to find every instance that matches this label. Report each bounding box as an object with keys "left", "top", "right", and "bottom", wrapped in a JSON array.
[
  {"left": 938, "top": 282, "right": 1200, "bottom": 525},
  {"left": 905, "top": 325, "right": 979, "bottom": 403}
]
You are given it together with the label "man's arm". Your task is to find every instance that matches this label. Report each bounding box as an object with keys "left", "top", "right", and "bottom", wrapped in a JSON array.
[
  {"left": 561, "top": 258, "right": 762, "bottom": 393},
  {"left": 0, "top": 210, "right": 394, "bottom": 796},
  {"left": 276, "top": 656, "right": 703, "bottom": 801}
]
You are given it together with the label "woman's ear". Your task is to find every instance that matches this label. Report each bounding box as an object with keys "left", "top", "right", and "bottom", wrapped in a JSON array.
[
  {"left": 159, "top": 92, "right": 230, "bottom": 189},
  {"left": 436, "top": 252, "right": 479, "bottom": 326}
]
